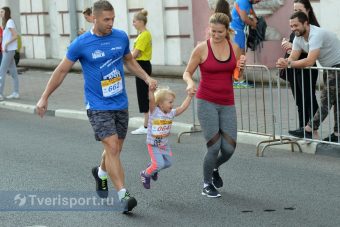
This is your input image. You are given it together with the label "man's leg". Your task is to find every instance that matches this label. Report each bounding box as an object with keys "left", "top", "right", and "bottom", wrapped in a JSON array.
[{"left": 100, "top": 136, "right": 125, "bottom": 190}]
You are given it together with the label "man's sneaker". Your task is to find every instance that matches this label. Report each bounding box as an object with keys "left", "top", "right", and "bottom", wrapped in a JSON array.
[
  {"left": 288, "top": 127, "right": 312, "bottom": 139},
  {"left": 212, "top": 169, "right": 223, "bottom": 188},
  {"left": 91, "top": 167, "right": 108, "bottom": 198},
  {"left": 131, "top": 126, "right": 147, "bottom": 135},
  {"left": 6, "top": 92, "right": 20, "bottom": 99},
  {"left": 202, "top": 184, "right": 221, "bottom": 198},
  {"left": 323, "top": 133, "right": 340, "bottom": 142},
  {"left": 121, "top": 191, "right": 137, "bottom": 213},
  {"left": 0, "top": 95, "right": 4, "bottom": 101},
  {"left": 140, "top": 171, "right": 151, "bottom": 189}
]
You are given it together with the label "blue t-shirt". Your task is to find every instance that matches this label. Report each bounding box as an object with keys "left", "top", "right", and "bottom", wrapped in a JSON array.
[
  {"left": 67, "top": 29, "right": 130, "bottom": 110},
  {"left": 230, "top": 0, "right": 253, "bottom": 31}
]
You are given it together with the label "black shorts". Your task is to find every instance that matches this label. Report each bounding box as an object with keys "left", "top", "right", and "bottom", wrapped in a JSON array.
[
  {"left": 87, "top": 109, "right": 129, "bottom": 141},
  {"left": 136, "top": 60, "right": 152, "bottom": 113}
]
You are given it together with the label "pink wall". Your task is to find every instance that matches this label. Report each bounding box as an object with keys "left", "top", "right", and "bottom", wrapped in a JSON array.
[
  {"left": 191, "top": 0, "right": 296, "bottom": 68},
  {"left": 247, "top": 0, "right": 295, "bottom": 68},
  {"left": 192, "top": 0, "right": 213, "bottom": 44}
]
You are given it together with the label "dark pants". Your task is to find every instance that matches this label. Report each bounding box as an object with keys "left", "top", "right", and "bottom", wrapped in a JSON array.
[
  {"left": 308, "top": 64, "right": 340, "bottom": 133},
  {"left": 135, "top": 60, "right": 152, "bottom": 113},
  {"left": 285, "top": 68, "right": 319, "bottom": 128}
]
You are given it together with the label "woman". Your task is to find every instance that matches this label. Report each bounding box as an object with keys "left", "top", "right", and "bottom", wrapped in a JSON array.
[
  {"left": 281, "top": 0, "right": 319, "bottom": 134},
  {"left": 184, "top": 13, "right": 246, "bottom": 198},
  {"left": 0, "top": 7, "right": 19, "bottom": 101},
  {"left": 131, "top": 9, "right": 153, "bottom": 135}
]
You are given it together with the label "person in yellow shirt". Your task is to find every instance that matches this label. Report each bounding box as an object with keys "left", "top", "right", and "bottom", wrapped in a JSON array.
[{"left": 131, "top": 9, "right": 153, "bottom": 135}]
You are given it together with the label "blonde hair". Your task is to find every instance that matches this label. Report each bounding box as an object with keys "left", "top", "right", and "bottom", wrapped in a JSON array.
[
  {"left": 134, "top": 9, "right": 148, "bottom": 25},
  {"left": 209, "top": 12, "right": 231, "bottom": 40},
  {"left": 154, "top": 87, "right": 176, "bottom": 106}
]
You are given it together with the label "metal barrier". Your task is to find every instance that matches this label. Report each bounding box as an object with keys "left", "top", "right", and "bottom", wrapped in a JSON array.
[
  {"left": 177, "top": 64, "right": 340, "bottom": 156},
  {"left": 177, "top": 70, "right": 201, "bottom": 143},
  {"left": 238, "top": 65, "right": 300, "bottom": 156},
  {"left": 276, "top": 66, "right": 340, "bottom": 146}
]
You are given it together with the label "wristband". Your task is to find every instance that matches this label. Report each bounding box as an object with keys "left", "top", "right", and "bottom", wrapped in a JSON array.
[{"left": 287, "top": 60, "right": 292, "bottom": 68}]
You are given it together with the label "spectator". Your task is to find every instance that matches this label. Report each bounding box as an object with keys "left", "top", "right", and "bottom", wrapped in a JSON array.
[
  {"left": 36, "top": 0, "right": 157, "bottom": 213},
  {"left": 130, "top": 9, "right": 153, "bottom": 135},
  {"left": 0, "top": 26, "right": 3, "bottom": 64},
  {"left": 78, "top": 7, "right": 93, "bottom": 35},
  {"left": 183, "top": 13, "right": 246, "bottom": 197},
  {"left": 276, "top": 11, "right": 340, "bottom": 142},
  {"left": 0, "top": 6, "right": 19, "bottom": 101},
  {"left": 14, "top": 33, "right": 21, "bottom": 66},
  {"left": 230, "top": 0, "right": 261, "bottom": 88},
  {"left": 280, "top": 0, "right": 319, "bottom": 134}
]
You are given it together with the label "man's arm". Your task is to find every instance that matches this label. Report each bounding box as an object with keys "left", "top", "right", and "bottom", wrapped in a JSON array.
[
  {"left": 36, "top": 58, "right": 75, "bottom": 117},
  {"left": 238, "top": 9, "right": 257, "bottom": 28},
  {"left": 131, "top": 48, "right": 141, "bottom": 59},
  {"left": 288, "top": 49, "right": 320, "bottom": 68},
  {"left": 123, "top": 52, "right": 157, "bottom": 88},
  {"left": 148, "top": 87, "right": 156, "bottom": 114}
]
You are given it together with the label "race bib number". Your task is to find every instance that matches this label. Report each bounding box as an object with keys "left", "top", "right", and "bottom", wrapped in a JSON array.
[
  {"left": 101, "top": 69, "right": 123, "bottom": 97},
  {"left": 151, "top": 119, "right": 172, "bottom": 138}
]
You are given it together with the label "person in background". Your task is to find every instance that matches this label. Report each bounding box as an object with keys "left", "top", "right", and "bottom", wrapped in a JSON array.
[
  {"left": 78, "top": 7, "right": 93, "bottom": 35},
  {"left": 0, "top": 26, "right": 3, "bottom": 64},
  {"left": 139, "top": 86, "right": 194, "bottom": 189},
  {"left": 230, "top": 0, "right": 261, "bottom": 88},
  {"left": 184, "top": 13, "right": 246, "bottom": 198},
  {"left": 14, "top": 33, "right": 21, "bottom": 66},
  {"left": 0, "top": 6, "right": 19, "bottom": 101},
  {"left": 130, "top": 9, "right": 153, "bottom": 135},
  {"left": 36, "top": 0, "right": 157, "bottom": 213},
  {"left": 281, "top": 0, "right": 319, "bottom": 135},
  {"left": 276, "top": 11, "right": 340, "bottom": 142}
]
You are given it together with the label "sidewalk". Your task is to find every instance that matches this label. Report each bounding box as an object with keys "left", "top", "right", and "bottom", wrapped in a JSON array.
[{"left": 1, "top": 62, "right": 339, "bottom": 157}]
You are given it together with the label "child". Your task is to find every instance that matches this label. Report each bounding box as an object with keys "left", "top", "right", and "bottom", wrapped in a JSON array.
[{"left": 140, "top": 86, "right": 194, "bottom": 189}]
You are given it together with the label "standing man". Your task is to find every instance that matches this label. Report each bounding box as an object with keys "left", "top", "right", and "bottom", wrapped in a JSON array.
[
  {"left": 276, "top": 11, "right": 340, "bottom": 142},
  {"left": 36, "top": 0, "right": 157, "bottom": 213}
]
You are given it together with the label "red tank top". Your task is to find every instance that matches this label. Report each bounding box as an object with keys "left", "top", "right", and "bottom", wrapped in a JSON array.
[{"left": 197, "top": 39, "right": 236, "bottom": 105}]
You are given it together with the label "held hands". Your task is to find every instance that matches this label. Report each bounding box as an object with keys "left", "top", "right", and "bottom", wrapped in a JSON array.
[
  {"left": 146, "top": 76, "right": 158, "bottom": 90},
  {"left": 276, "top": 58, "right": 289, "bottom": 69},
  {"left": 186, "top": 80, "right": 196, "bottom": 97}
]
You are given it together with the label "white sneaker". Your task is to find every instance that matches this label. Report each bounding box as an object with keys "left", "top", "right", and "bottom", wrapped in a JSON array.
[
  {"left": 6, "top": 93, "right": 20, "bottom": 99},
  {"left": 131, "top": 126, "right": 147, "bottom": 135},
  {"left": 0, "top": 94, "right": 4, "bottom": 101}
]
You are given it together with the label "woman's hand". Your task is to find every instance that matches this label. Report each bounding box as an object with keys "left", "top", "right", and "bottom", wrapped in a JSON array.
[{"left": 238, "top": 55, "right": 246, "bottom": 69}]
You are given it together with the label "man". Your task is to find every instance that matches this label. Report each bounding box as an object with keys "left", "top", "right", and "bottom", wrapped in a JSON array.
[
  {"left": 36, "top": 0, "right": 157, "bottom": 213},
  {"left": 276, "top": 11, "right": 340, "bottom": 142},
  {"left": 230, "top": 0, "right": 261, "bottom": 88}
]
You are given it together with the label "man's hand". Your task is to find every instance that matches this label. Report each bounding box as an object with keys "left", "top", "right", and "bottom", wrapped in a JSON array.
[
  {"left": 276, "top": 58, "right": 289, "bottom": 69},
  {"left": 145, "top": 76, "right": 157, "bottom": 90},
  {"left": 36, "top": 98, "right": 48, "bottom": 118}
]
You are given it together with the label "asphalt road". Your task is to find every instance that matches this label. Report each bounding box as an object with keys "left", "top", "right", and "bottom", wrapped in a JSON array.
[{"left": 0, "top": 109, "right": 340, "bottom": 227}]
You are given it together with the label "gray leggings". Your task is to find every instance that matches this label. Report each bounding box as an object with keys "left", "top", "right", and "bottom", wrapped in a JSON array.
[
  {"left": 0, "top": 50, "right": 18, "bottom": 95},
  {"left": 197, "top": 99, "right": 237, "bottom": 184}
]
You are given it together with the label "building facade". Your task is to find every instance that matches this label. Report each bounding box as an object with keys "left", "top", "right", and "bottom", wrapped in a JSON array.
[{"left": 0, "top": 0, "right": 333, "bottom": 68}]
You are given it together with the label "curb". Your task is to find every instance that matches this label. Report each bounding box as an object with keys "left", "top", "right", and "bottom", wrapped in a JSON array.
[
  {"left": 0, "top": 101, "right": 193, "bottom": 134},
  {"left": 0, "top": 101, "right": 321, "bottom": 155}
]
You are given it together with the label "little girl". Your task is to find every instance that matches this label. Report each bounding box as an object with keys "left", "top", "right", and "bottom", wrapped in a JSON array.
[{"left": 140, "top": 86, "right": 194, "bottom": 189}]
